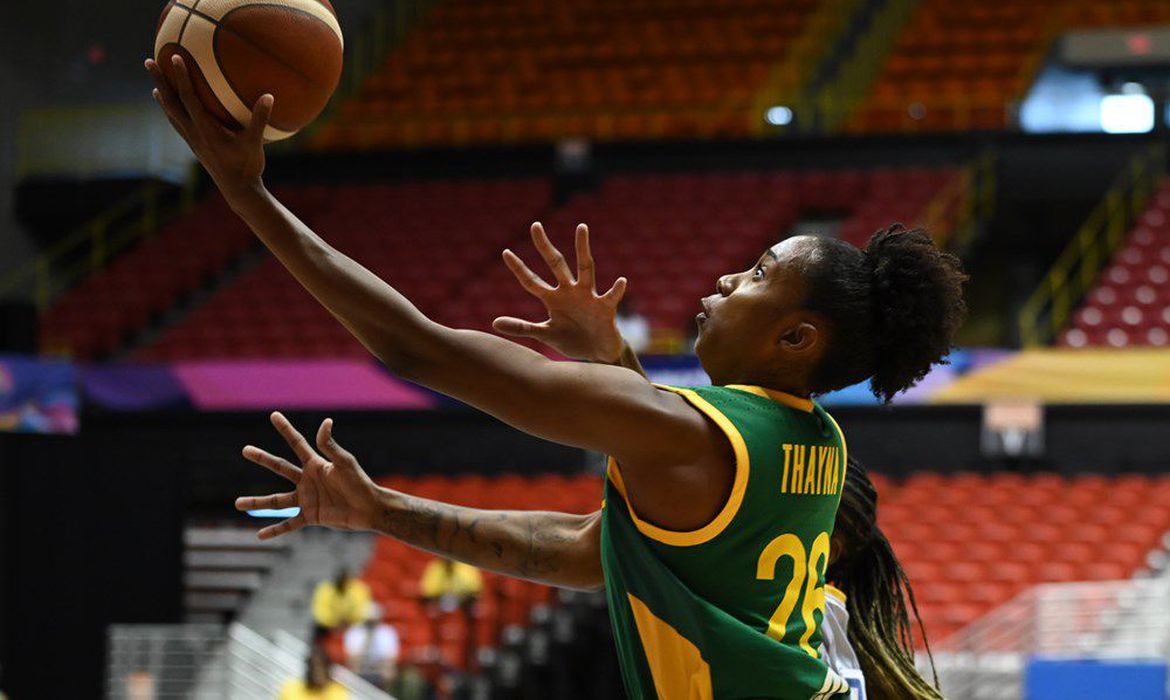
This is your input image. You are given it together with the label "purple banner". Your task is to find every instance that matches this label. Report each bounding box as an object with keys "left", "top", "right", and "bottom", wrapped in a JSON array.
[
  {"left": 173, "top": 360, "right": 437, "bottom": 411},
  {"left": 0, "top": 355, "right": 79, "bottom": 434}
]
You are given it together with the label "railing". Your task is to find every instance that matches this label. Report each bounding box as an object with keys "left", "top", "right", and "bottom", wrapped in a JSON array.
[
  {"left": 799, "top": 0, "right": 924, "bottom": 134},
  {"left": 0, "top": 174, "right": 197, "bottom": 312},
  {"left": 2, "top": 0, "right": 439, "bottom": 316},
  {"left": 295, "top": 0, "right": 443, "bottom": 147},
  {"left": 107, "top": 623, "right": 392, "bottom": 700},
  {"left": 931, "top": 577, "right": 1170, "bottom": 700},
  {"left": 749, "top": 0, "right": 865, "bottom": 136},
  {"left": 918, "top": 150, "right": 997, "bottom": 253},
  {"left": 1018, "top": 143, "right": 1165, "bottom": 347}
]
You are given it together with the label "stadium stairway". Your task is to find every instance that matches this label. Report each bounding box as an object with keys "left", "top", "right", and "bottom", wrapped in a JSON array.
[
  {"left": 1061, "top": 180, "right": 1170, "bottom": 348},
  {"left": 236, "top": 528, "right": 375, "bottom": 642}
]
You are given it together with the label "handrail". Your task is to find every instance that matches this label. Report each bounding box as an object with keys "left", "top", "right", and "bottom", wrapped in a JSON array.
[
  {"left": 750, "top": 0, "right": 864, "bottom": 136},
  {"left": 2, "top": 0, "right": 439, "bottom": 315},
  {"left": 0, "top": 171, "right": 198, "bottom": 312},
  {"left": 809, "top": 0, "right": 924, "bottom": 133},
  {"left": 917, "top": 150, "right": 997, "bottom": 253},
  {"left": 293, "top": 0, "right": 442, "bottom": 147},
  {"left": 1018, "top": 143, "right": 1165, "bottom": 347}
]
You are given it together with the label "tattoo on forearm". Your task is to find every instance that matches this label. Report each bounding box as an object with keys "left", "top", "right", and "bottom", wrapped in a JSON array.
[{"left": 379, "top": 494, "right": 597, "bottom": 587}]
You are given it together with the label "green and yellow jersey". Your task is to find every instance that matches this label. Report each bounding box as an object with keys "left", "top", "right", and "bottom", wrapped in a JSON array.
[{"left": 601, "top": 384, "right": 850, "bottom": 700}]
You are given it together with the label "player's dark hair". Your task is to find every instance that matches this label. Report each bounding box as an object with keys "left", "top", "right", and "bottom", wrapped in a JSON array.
[
  {"left": 828, "top": 457, "right": 943, "bottom": 700},
  {"left": 802, "top": 224, "right": 967, "bottom": 403}
]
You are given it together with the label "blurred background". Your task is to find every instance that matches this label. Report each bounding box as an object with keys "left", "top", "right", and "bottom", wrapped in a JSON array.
[{"left": 3, "top": 0, "right": 1170, "bottom": 697}]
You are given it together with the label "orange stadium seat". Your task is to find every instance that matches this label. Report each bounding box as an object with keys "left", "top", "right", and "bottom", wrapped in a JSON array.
[
  {"left": 880, "top": 471, "right": 1170, "bottom": 642},
  {"left": 309, "top": 0, "right": 826, "bottom": 148},
  {"left": 350, "top": 470, "right": 1170, "bottom": 658},
  {"left": 850, "top": 0, "right": 1170, "bottom": 134}
]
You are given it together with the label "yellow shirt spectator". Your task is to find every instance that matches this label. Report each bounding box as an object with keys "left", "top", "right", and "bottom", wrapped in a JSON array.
[
  {"left": 278, "top": 679, "right": 349, "bottom": 700},
  {"left": 420, "top": 558, "right": 483, "bottom": 599},
  {"left": 312, "top": 573, "right": 372, "bottom": 630}
]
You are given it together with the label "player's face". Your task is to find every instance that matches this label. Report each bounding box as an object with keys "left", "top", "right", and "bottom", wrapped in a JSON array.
[{"left": 694, "top": 236, "right": 823, "bottom": 385}]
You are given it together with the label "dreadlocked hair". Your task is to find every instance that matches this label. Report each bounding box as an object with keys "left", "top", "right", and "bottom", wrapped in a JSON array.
[{"left": 828, "top": 457, "right": 943, "bottom": 700}]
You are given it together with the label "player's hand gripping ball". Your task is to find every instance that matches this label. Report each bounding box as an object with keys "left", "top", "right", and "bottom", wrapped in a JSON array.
[{"left": 155, "top": 0, "right": 344, "bottom": 141}]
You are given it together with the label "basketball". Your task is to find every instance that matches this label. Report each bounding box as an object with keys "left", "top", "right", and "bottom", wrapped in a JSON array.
[{"left": 154, "top": 0, "right": 344, "bottom": 141}]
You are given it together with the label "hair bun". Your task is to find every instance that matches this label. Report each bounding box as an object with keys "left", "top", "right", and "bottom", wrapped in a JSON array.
[{"left": 863, "top": 224, "right": 967, "bottom": 403}]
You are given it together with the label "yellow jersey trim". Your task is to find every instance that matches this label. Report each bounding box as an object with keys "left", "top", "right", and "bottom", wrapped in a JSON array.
[
  {"left": 823, "top": 410, "right": 848, "bottom": 478},
  {"left": 626, "top": 593, "right": 714, "bottom": 700},
  {"left": 824, "top": 584, "right": 847, "bottom": 604},
  {"left": 605, "top": 385, "right": 750, "bottom": 547},
  {"left": 725, "top": 384, "right": 815, "bottom": 413}
]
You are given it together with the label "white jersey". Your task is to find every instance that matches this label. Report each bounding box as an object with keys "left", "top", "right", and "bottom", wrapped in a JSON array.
[{"left": 819, "top": 585, "right": 866, "bottom": 700}]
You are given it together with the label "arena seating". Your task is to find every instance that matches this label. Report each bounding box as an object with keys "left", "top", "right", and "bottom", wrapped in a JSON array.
[
  {"left": 134, "top": 179, "right": 551, "bottom": 361},
  {"left": 851, "top": 0, "right": 1170, "bottom": 134},
  {"left": 1060, "top": 180, "right": 1170, "bottom": 348},
  {"left": 460, "top": 167, "right": 958, "bottom": 334},
  {"left": 310, "top": 0, "right": 824, "bottom": 149},
  {"left": 123, "top": 167, "right": 955, "bottom": 360},
  {"left": 850, "top": 0, "right": 1061, "bottom": 133},
  {"left": 1063, "top": 0, "right": 1170, "bottom": 28},
  {"left": 38, "top": 195, "right": 254, "bottom": 360},
  {"left": 876, "top": 471, "right": 1170, "bottom": 642},
  {"left": 350, "top": 469, "right": 1170, "bottom": 663}
]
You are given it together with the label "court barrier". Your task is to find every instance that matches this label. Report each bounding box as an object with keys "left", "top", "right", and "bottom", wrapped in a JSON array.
[
  {"left": 1018, "top": 143, "right": 1165, "bottom": 347},
  {"left": 107, "top": 623, "right": 390, "bottom": 700},
  {"left": 929, "top": 575, "right": 1170, "bottom": 700}
]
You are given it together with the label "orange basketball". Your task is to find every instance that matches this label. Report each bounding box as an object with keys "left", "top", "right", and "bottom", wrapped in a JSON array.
[{"left": 154, "top": 0, "right": 344, "bottom": 141}]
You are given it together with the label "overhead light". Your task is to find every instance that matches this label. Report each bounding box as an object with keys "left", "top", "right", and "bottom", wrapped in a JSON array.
[
  {"left": 765, "top": 106, "right": 793, "bottom": 126},
  {"left": 1100, "top": 93, "right": 1154, "bottom": 133}
]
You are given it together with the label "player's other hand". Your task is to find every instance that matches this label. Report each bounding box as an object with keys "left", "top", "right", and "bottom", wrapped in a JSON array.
[
  {"left": 494, "top": 222, "right": 628, "bottom": 363},
  {"left": 145, "top": 56, "right": 271, "bottom": 202},
  {"left": 235, "top": 413, "right": 382, "bottom": 540}
]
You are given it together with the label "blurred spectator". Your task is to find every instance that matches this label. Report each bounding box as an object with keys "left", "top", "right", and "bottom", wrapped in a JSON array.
[
  {"left": 616, "top": 297, "right": 650, "bottom": 353},
  {"left": 278, "top": 645, "right": 348, "bottom": 700},
  {"left": 420, "top": 557, "right": 483, "bottom": 612},
  {"left": 343, "top": 604, "right": 400, "bottom": 691},
  {"left": 312, "top": 567, "right": 372, "bottom": 637}
]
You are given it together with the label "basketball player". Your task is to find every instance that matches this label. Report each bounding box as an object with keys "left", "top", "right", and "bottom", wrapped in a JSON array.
[
  {"left": 148, "top": 58, "right": 965, "bottom": 699},
  {"left": 490, "top": 236, "right": 944, "bottom": 700}
]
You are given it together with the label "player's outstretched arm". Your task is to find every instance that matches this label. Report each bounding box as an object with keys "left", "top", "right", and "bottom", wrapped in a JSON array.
[
  {"left": 494, "top": 223, "right": 648, "bottom": 380},
  {"left": 146, "top": 57, "right": 717, "bottom": 475},
  {"left": 236, "top": 413, "right": 604, "bottom": 591}
]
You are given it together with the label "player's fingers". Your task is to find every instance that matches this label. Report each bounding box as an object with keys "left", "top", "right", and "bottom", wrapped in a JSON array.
[
  {"left": 242, "top": 445, "right": 303, "bottom": 483},
  {"left": 235, "top": 492, "right": 298, "bottom": 511},
  {"left": 492, "top": 316, "right": 550, "bottom": 339},
  {"left": 257, "top": 514, "right": 305, "bottom": 540},
  {"left": 169, "top": 55, "right": 213, "bottom": 135},
  {"left": 530, "top": 222, "right": 574, "bottom": 284},
  {"left": 247, "top": 94, "right": 274, "bottom": 146},
  {"left": 575, "top": 224, "right": 596, "bottom": 289},
  {"left": 270, "top": 411, "right": 318, "bottom": 465},
  {"left": 502, "top": 249, "right": 553, "bottom": 298},
  {"left": 146, "top": 60, "right": 193, "bottom": 131},
  {"left": 152, "top": 89, "right": 193, "bottom": 140},
  {"left": 601, "top": 276, "right": 628, "bottom": 306},
  {"left": 315, "top": 418, "right": 353, "bottom": 464}
]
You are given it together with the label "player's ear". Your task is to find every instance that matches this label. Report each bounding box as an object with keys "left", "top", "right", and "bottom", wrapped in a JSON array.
[{"left": 779, "top": 321, "right": 818, "bottom": 354}]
